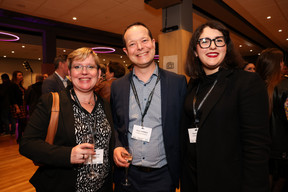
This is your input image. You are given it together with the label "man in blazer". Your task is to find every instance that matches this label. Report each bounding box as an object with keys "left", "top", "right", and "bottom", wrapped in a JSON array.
[
  {"left": 111, "top": 22, "right": 187, "bottom": 192},
  {"left": 42, "top": 54, "right": 71, "bottom": 94}
]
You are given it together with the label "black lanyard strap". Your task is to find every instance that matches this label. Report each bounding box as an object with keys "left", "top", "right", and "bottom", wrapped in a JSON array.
[
  {"left": 130, "top": 72, "right": 161, "bottom": 127},
  {"left": 71, "top": 88, "right": 98, "bottom": 139},
  {"left": 193, "top": 79, "right": 217, "bottom": 125}
]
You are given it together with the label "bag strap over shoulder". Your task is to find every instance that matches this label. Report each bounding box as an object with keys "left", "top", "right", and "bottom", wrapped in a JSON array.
[{"left": 45, "top": 92, "right": 60, "bottom": 144}]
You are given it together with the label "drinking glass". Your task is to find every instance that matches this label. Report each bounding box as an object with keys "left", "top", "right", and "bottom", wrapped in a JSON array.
[
  {"left": 82, "top": 133, "right": 98, "bottom": 179},
  {"left": 121, "top": 148, "right": 133, "bottom": 186}
]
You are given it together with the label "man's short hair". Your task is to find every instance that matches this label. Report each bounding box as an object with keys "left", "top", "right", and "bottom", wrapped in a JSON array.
[
  {"left": 108, "top": 62, "right": 126, "bottom": 78},
  {"left": 122, "top": 22, "right": 153, "bottom": 48},
  {"left": 1, "top": 73, "right": 9, "bottom": 81},
  {"left": 54, "top": 54, "right": 68, "bottom": 69},
  {"left": 36, "top": 74, "right": 44, "bottom": 82}
]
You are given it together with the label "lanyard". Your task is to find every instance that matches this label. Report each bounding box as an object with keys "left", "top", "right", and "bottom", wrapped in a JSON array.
[
  {"left": 71, "top": 88, "right": 95, "bottom": 110},
  {"left": 193, "top": 79, "right": 217, "bottom": 126},
  {"left": 71, "top": 89, "right": 97, "bottom": 137},
  {"left": 130, "top": 72, "right": 160, "bottom": 127}
]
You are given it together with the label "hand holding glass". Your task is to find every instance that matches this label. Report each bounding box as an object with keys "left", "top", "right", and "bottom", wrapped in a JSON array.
[
  {"left": 121, "top": 148, "right": 133, "bottom": 186},
  {"left": 82, "top": 134, "right": 98, "bottom": 179}
]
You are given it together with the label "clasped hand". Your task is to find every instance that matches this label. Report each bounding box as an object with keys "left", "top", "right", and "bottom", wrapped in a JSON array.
[{"left": 70, "top": 143, "right": 95, "bottom": 164}]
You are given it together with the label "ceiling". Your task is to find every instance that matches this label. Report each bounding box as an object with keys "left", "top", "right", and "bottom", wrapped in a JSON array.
[{"left": 0, "top": 0, "right": 287, "bottom": 64}]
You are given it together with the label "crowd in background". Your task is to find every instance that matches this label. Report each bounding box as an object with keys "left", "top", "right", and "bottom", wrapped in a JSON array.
[{"left": 0, "top": 20, "right": 287, "bottom": 192}]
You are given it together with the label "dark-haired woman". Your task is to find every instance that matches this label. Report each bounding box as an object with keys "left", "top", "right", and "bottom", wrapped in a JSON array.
[
  {"left": 180, "top": 20, "right": 270, "bottom": 192},
  {"left": 256, "top": 48, "right": 288, "bottom": 192},
  {"left": 10, "top": 70, "right": 27, "bottom": 143}
]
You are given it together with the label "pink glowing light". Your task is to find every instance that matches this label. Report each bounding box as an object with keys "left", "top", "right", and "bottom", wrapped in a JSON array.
[
  {"left": 0, "top": 32, "right": 20, "bottom": 41},
  {"left": 92, "top": 47, "right": 115, "bottom": 53}
]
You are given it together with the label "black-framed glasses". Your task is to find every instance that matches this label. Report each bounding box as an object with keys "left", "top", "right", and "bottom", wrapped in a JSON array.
[{"left": 197, "top": 36, "right": 226, "bottom": 49}]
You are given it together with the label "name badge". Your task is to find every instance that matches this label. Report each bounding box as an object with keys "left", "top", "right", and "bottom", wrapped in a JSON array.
[
  {"left": 85, "top": 149, "right": 104, "bottom": 164},
  {"left": 131, "top": 125, "right": 152, "bottom": 142},
  {"left": 188, "top": 128, "right": 198, "bottom": 143}
]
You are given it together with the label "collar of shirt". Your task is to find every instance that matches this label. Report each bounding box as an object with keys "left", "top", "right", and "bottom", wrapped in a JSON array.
[
  {"left": 55, "top": 72, "right": 68, "bottom": 87},
  {"left": 132, "top": 64, "right": 159, "bottom": 84}
]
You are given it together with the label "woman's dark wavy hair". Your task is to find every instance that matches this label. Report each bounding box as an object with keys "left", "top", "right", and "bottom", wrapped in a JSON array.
[
  {"left": 256, "top": 48, "right": 284, "bottom": 115},
  {"left": 185, "top": 20, "right": 244, "bottom": 79},
  {"left": 12, "top": 70, "right": 23, "bottom": 86}
]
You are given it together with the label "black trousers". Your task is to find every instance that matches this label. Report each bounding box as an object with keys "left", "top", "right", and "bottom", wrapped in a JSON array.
[{"left": 114, "top": 165, "right": 175, "bottom": 192}]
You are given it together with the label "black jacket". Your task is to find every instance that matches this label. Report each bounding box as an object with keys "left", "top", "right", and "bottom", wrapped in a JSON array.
[
  {"left": 19, "top": 89, "right": 114, "bottom": 192},
  {"left": 270, "top": 78, "right": 288, "bottom": 157},
  {"left": 180, "top": 69, "right": 270, "bottom": 192}
]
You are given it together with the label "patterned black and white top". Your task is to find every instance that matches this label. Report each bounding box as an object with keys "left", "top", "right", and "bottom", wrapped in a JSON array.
[{"left": 72, "top": 96, "right": 111, "bottom": 192}]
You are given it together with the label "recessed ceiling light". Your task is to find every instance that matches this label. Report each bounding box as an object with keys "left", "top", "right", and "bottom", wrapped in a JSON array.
[
  {"left": 278, "top": 29, "right": 282, "bottom": 32},
  {"left": 73, "top": 17, "right": 77, "bottom": 20},
  {"left": 11, "top": 51, "right": 15, "bottom": 53},
  {"left": 38, "top": 58, "right": 41, "bottom": 60},
  {"left": 250, "top": 50, "right": 253, "bottom": 52},
  {"left": 22, "top": 45, "right": 25, "bottom": 48},
  {"left": 63, "top": 50, "right": 66, "bottom": 52},
  {"left": 103, "top": 59, "right": 105, "bottom": 61},
  {"left": 3, "top": 55, "right": 6, "bottom": 58},
  {"left": 239, "top": 45, "right": 242, "bottom": 47},
  {"left": 267, "top": 16, "right": 271, "bottom": 19},
  {"left": 123, "top": 61, "right": 126, "bottom": 63},
  {"left": 286, "top": 38, "right": 288, "bottom": 41},
  {"left": 120, "top": 56, "right": 123, "bottom": 58},
  {"left": 258, "top": 53, "right": 261, "bottom": 55}
]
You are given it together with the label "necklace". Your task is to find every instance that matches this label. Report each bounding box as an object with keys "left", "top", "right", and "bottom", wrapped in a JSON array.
[
  {"left": 80, "top": 100, "right": 94, "bottom": 106},
  {"left": 71, "top": 89, "right": 95, "bottom": 107}
]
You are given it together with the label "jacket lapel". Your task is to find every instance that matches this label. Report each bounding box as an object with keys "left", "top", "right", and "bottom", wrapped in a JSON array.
[
  {"left": 54, "top": 73, "right": 65, "bottom": 90},
  {"left": 124, "top": 73, "right": 132, "bottom": 131},
  {"left": 199, "top": 69, "right": 232, "bottom": 128},
  {"left": 59, "top": 90, "right": 76, "bottom": 145},
  {"left": 159, "top": 69, "right": 168, "bottom": 132}
]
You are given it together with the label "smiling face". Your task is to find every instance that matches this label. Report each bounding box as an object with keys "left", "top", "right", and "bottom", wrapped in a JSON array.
[
  {"left": 68, "top": 54, "right": 101, "bottom": 93},
  {"left": 123, "top": 25, "right": 156, "bottom": 69},
  {"left": 195, "top": 27, "right": 227, "bottom": 75}
]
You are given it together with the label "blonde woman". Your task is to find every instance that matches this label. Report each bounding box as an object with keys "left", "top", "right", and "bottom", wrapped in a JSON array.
[{"left": 20, "top": 47, "right": 114, "bottom": 192}]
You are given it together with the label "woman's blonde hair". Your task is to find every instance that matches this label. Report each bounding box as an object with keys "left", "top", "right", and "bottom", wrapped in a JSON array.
[{"left": 67, "top": 47, "right": 100, "bottom": 70}]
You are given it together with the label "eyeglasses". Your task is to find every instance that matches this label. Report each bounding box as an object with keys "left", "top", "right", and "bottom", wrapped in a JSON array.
[
  {"left": 197, "top": 36, "right": 226, "bottom": 49},
  {"left": 72, "top": 65, "right": 97, "bottom": 71}
]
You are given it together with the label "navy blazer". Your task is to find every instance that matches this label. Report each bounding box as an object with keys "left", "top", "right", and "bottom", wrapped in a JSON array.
[
  {"left": 42, "top": 72, "right": 71, "bottom": 94},
  {"left": 110, "top": 68, "right": 187, "bottom": 187}
]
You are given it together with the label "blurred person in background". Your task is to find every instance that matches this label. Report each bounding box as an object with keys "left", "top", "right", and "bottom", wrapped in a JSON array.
[
  {"left": 43, "top": 73, "right": 49, "bottom": 80},
  {"left": 10, "top": 70, "right": 27, "bottom": 143},
  {"left": 25, "top": 74, "right": 44, "bottom": 117},
  {"left": 42, "top": 54, "right": 71, "bottom": 94},
  {"left": 243, "top": 62, "right": 256, "bottom": 72},
  {"left": 0, "top": 73, "right": 12, "bottom": 135},
  {"left": 95, "top": 61, "right": 125, "bottom": 102},
  {"left": 256, "top": 48, "right": 288, "bottom": 192}
]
